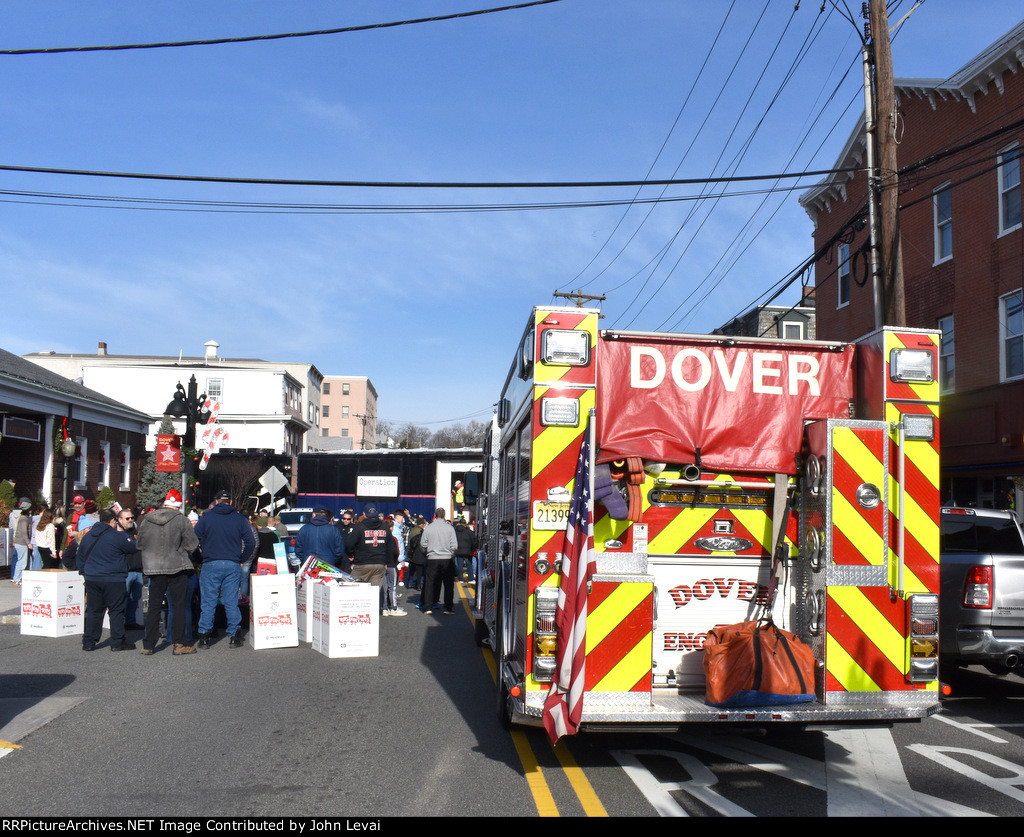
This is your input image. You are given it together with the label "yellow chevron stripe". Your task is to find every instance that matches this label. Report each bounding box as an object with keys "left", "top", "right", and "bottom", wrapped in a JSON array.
[
  {"left": 591, "top": 631, "right": 653, "bottom": 693},
  {"left": 530, "top": 388, "right": 595, "bottom": 478},
  {"left": 731, "top": 508, "right": 774, "bottom": 552},
  {"left": 885, "top": 403, "right": 940, "bottom": 487},
  {"left": 829, "top": 586, "right": 906, "bottom": 672},
  {"left": 587, "top": 582, "right": 651, "bottom": 647},
  {"left": 649, "top": 506, "right": 716, "bottom": 554},
  {"left": 826, "top": 632, "right": 880, "bottom": 692},
  {"left": 832, "top": 490, "right": 885, "bottom": 565}
]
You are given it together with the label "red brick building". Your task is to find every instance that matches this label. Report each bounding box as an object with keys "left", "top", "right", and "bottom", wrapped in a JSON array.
[
  {"left": 800, "top": 22, "right": 1024, "bottom": 511},
  {"left": 0, "top": 349, "right": 149, "bottom": 516}
]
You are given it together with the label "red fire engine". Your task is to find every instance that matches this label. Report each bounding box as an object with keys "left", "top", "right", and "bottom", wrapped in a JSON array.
[{"left": 472, "top": 306, "right": 941, "bottom": 729}]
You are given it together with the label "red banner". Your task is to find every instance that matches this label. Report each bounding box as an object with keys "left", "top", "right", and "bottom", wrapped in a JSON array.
[
  {"left": 597, "top": 338, "right": 856, "bottom": 475},
  {"left": 156, "top": 434, "right": 182, "bottom": 473}
]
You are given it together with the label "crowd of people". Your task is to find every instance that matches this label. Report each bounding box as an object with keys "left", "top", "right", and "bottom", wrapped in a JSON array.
[
  {"left": 295, "top": 504, "right": 478, "bottom": 617},
  {"left": 6, "top": 489, "right": 479, "bottom": 653}
]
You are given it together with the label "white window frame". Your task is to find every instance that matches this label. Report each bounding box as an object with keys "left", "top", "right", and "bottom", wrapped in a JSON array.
[
  {"left": 342, "top": 406, "right": 350, "bottom": 418},
  {"left": 837, "top": 243, "right": 850, "bottom": 308},
  {"left": 74, "top": 437, "right": 87, "bottom": 489},
  {"left": 342, "top": 382, "right": 350, "bottom": 395},
  {"left": 938, "top": 314, "right": 954, "bottom": 394},
  {"left": 120, "top": 444, "right": 131, "bottom": 490},
  {"left": 781, "top": 320, "right": 804, "bottom": 340},
  {"left": 998, "top": 143, "right": 1021, "bottom": 237},
  {"left": 98, "top": 441, "right": 111, "bottom": 488},
  {"left": 206, "top": 377, "right": 223, "bottom": 404},
  {"left": 933, "top": 183, "right": 952, "bottom": 263},
  {"left": 999, "top": 289, "right": 1023, "bottom": 382}
]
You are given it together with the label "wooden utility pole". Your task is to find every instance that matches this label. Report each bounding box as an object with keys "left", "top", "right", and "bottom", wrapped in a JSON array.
[{"left": 866, "top": 0, "right": 906, "bottom": 327}]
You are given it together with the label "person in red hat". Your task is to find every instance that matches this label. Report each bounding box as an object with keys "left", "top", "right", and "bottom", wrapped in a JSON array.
[
  {"left": 65, "top": 494, "right": 87, "bottom": 549},
  {"left": 136, "top": 489, "right": 200, "bottom": 655}
]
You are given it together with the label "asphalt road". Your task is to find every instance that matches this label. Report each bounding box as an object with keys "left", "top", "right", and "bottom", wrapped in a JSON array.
[
  {"left": 4, "top": 574, "right": 1024, "bottom": 818},
  {"left": 0, "top": 582, "right": 534, "bottom": 818}
]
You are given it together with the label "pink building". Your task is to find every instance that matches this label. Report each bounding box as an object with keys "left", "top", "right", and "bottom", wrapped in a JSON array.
[{"left": 319, "top": 376, "right": 378, "bottom": 450}]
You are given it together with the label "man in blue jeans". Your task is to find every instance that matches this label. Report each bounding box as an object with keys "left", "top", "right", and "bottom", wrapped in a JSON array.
[{"left": 194, "top": 490, "right": 255, "bottom": 649}]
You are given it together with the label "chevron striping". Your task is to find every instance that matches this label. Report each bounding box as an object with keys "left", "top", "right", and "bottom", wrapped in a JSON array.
[{"left": 828, "top": 586, "right": 906, "bottom": 674}]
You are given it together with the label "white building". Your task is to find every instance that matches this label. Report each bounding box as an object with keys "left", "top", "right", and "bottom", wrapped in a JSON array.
[{"left": 24, "top": 341, "right": 322, "bottom": 455}]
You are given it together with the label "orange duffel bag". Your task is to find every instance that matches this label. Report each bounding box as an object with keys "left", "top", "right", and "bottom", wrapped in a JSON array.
[{"left": 703, "top": 619, "right": 816, "bottom": 708}]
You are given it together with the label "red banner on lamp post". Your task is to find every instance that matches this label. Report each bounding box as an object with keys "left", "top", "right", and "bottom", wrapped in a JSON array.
[{"left": 156, "top": 434, "right": 182, "bottom": 473}]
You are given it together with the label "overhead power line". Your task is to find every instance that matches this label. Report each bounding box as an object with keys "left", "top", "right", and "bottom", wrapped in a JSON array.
[
  {"left": 0, "top": 163, "right": 859, "bottom": 190},
  {"left": 0, "top": 1, "right": 565, "bottom": 55}
]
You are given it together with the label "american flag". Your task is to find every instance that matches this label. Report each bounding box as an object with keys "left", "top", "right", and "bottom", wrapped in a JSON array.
[{"left": 543, "top": 417, "right": 597, "bottom": 745}]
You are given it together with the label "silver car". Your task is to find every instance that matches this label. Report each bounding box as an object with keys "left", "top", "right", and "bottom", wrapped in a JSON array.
[{"left": 940, "top": 506, "right": 1024, "bottom": 676}]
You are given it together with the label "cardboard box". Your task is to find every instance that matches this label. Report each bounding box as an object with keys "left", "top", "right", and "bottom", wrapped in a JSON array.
[
  {"left": 295, "top": 578, "right": 316, "bottom": 643},
  {"left": 311, "top": 582, "right": 379, "bottom": 659},
  {"left": 20, "top": 570, "right": 84, "bottom": 637},
  {"left": 248, "top": 573, "right": 299, "bottom": 650}
]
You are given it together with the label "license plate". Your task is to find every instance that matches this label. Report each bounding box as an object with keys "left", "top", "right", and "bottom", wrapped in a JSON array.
[{"left": 533, "top": 500, "right": 571, "bottom": 531}]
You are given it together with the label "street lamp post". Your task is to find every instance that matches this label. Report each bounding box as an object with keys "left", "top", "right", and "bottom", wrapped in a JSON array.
[{"left": 164, "top": 375, "right": 209, "bottom": 508}]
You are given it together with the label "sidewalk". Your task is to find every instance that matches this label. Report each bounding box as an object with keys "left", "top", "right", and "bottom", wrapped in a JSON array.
[{"left": 1, "top": 567, "right": 22, "bottom": 624}]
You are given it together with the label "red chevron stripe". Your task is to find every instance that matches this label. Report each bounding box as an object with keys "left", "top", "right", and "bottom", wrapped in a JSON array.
[
  {"left": 827, "top": 598, "right": 907, "bottom": 691},
  {"left": 585, "top": 588, "right": 653, "bottom": 688}
]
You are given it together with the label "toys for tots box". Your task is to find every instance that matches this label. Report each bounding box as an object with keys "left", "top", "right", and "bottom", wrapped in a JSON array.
[
  {"left": 248, "top": 573, "right": 299, "bottom": 649},
  {"left": 312, "top": 582, "right": 379, "bottom": 658},
  {"left": 20, "top": 570, "right": 84, "bottom": 637},
  {"left": 296, "top": 579, "right": 315, "bottom": 643}
]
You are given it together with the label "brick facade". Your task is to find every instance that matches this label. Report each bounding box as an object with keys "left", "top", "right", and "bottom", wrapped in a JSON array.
[{"left": 801, "top": 27, "right": 1024, "bottom": 509}]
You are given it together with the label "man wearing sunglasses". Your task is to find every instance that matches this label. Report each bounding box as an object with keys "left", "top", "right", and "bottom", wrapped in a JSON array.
[{"left": 78, "top": 507, "right": 141, "bottom": 652}]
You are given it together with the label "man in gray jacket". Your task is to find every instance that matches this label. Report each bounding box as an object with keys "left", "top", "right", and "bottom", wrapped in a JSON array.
[
  {"left": 419, "top": 508, "right": 459, "bottom": 615},
  {"left": 137, "top": 489, "right": 199, "bottom": 655}
]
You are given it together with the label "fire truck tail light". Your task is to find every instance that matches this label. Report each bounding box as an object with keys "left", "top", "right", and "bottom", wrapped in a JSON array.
[
  {"left": 540, "top": 397, "right": 580, "bottom": 427},
  {"left": 963, "top": 566, "right": 993, "bottom": 609},
  {"left": 533, "top": 587, "right": 560, "bottom": 682},
  {"left": 541, "top": 329, "right": 591, "bottom": 366},
  {"left": 890, "top": 348, "right": 934, "bottom": 383},
  {"left": 908, "top": 594, "right": 939, "bottom": 682},
  {"left": 902, "top": 414, "right": 935, "bottom": 441}
]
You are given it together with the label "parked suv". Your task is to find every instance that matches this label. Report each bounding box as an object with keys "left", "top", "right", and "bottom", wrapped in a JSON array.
[
  {"left": 940, "top": 506, "right": 1024, "bottom": 676},
  {"left": 277, "top": 508, "right": 315, "bottom": 570}
]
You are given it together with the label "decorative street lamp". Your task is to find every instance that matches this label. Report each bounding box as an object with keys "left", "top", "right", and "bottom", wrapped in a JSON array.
[{"left": 164, "top": 375, "right": 210, "bottom": 507}]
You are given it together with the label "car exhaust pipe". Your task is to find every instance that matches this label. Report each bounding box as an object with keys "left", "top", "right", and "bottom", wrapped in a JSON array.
[{"left": 1004, "top": 652, "right": 1021, "bottom": 670}]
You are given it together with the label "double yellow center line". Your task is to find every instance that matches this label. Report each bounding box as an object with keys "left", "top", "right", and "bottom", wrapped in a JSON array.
[{"left": 457, "top": 580, "right": 608, "bottom": 817}]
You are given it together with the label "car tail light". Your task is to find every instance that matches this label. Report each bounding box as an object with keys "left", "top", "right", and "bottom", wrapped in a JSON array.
[{"left": 963, "top": 565, "right": 993, "bottom": 609}]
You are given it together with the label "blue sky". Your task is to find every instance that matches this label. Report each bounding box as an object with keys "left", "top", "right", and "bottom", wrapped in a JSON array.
[{"left": 2, "top": 1, "right": 1022, "bottom": 428}]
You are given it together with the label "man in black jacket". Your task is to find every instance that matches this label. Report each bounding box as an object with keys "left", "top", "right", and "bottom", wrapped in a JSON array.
[
  {"left": 78, "top": 507, "right": 141, "bottom": 652},
  {"left": 344, "top": 504, "right": 397, "bottom": 611}
]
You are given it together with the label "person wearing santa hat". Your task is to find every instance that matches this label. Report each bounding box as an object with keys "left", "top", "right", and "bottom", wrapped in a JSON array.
[{"left": 136, "top": 489, "right": 200, "bottom": 655}]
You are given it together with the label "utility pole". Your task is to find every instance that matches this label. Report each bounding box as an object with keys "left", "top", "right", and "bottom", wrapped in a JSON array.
[
  {"left": 864, "top": 0, "right": 906, "bottom": 327},
  {"left": 553, "top": 289, "right": 606, "bottom": 308}
]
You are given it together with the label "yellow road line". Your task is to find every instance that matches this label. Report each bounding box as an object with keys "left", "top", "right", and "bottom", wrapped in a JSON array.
[{"left": 460, "top": 579, "right": 607, "bottom": 817}]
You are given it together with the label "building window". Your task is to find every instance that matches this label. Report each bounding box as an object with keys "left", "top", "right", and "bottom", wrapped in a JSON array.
[
  {"left": 781, "top": 320, "right": 804, "bottom": 340},
  {"left": 74, "top": 438, "right": 87, "bottom": 487},
  {"left": 322, "top": 405, "right": 329, "bottom": 418},
  {"left": 1000, "top": 290, "right": 1023, "bottom": 381},
  {"left": 998, "top": 144, "right": 1021, "bottom": 235},
  {"left": 98, "top": 441, "right": 111, "bottom": 487},
  {"left": 321, "top": 428, "right": 329, "bottom": 436},
  {"left": 342, "top": 406, "right": 349, "bottom": 418},
  {"left": 342, "top": 383, "right": 350, "bottom": 395},
  {"left": 323, "top": 382, "right": 330, "bottom": 395},
  {"left": 120, "top": 445, "right": 131, "bottom": 489},
  {"left": 837, "top": 243, "right": 850, "bottom": 308},
  {"left": 341, "top": 428, "right": 349, "bottom": 437},
  {"left": 938, "top": 314, "right": 954, "bottom": 393},
  {"left": 934, "top": 183, "right": 952, "bottom": 262},
  {"left": 206, "top": 378, "right": 223, "bottom": 404}
]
